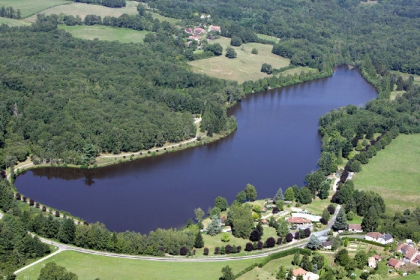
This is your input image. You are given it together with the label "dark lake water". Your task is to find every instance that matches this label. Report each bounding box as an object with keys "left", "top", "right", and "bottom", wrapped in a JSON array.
[{"left": 15, "top": 66, "right": 377, "bottom": 233}]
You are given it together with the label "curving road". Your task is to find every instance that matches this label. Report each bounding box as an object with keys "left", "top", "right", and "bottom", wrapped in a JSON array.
[{"left": 13, "top": 204, "right": 341, "bottom": 275}]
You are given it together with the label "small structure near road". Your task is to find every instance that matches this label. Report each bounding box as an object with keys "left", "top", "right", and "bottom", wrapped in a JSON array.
[{"left": 348, "top": 224, "right": 363, "bottom": 233}]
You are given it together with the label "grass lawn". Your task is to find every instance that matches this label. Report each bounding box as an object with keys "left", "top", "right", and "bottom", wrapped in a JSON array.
[
  {"left": 352, "top": 134, "right": 420, "bottom": 213},
  {"left": 188, "top": 37, "right": 290, "bottom": 83},
  {"left": 237, "top": 255, "right": 295, "bottom": 280},
  {"left": 24, "top": 1, "right": 138, "bottom": 22},
  {"left": 59, "top": 25, "right": 150, "bottom": 43},
  {"left": 0, "top": 17, "right": 30, "bottom": 26},
  {"left": 390, "top": 70, "right": 420, "bottom": 85},
  {"left": 281, "top": 66, "right": 318, "bottom": 76},
  {"left": 0, "top": 0, "right": 71, "bottom": 18},
  {"left": 390, "top": 90, "right": 405, "bottom": 100},
  {"left": 149, "top": 11, "right": 180, "bottom": 25},
  {"left": 16, "top": 250, "right": 258, "bottom": 280}
]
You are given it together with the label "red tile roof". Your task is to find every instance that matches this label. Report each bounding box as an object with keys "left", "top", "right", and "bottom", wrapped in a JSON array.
[
  {"left": 387, "top": 258, "right": 402, "bottom": 268},
  {"left": 404, "top": 246, "right": 417, "bottom": 259},
  {"left": 373, "top": 254, "right": 382, "bottom": 261},
  {"left": 348, "top": 224, "right": 362, "bottom": 230},
  {"left": 287, "top": 217, "right": 311, "bottom": 224},
  {"left": 366, "top": 232, "right": 382, "bottom": 239},
  {"left": 293, "top": 268, "right": 307, "bottom": 277}
]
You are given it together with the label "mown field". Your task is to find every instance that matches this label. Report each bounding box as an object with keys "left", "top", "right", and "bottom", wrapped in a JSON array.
[
  {"left": 353, "top": 134, "right": 420, "bottom": 213},
  {"left": 16, "top": 250, "right": 258, "bottom": 280},
  {"left": 59, "top": 25, "right": 150, "bottom": 43},
  {"left": 24, "top": 1, "right": 138, "bottom": 22},
  {"left": 0, "top": 17, "right": 30, "bottom": 26},
  {"left": 188, "top": 37, "right": 290, "bottom": 83},
  {"left": 0, "top": 0, "right": 71, "bottom": 18}
]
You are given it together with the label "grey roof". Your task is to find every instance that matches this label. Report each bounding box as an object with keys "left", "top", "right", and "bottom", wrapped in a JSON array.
[{"left": 382, "top": 233, "right": 393, "bottom": 241}]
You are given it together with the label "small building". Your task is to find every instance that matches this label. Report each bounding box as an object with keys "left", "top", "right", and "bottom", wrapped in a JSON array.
[
  {"left": 194, "top": 27, "right": 206, "bottom": 35},
  {"left": 322, "top": 241, "right": 333, "bottom": 250},
  {"left": 208, "top": 25, "right": 221, "bottom": 33},
  {"left": 378, "top": 233, "right": 394, "bottom": 244},
  {"left": 348, "top": 224, "right": 363, "bottom": 233},
  {"left": 387, "top": 258, "right": 404, "bottom": 269},
  {"left": 222, "top": 226, "right": 231, "bottom": 233},
  {"left": 365, "top": 232, "right": 382, "bottom": 242},
  {"left": 287, "top": 217, "right": 311, "bottom": 225},
  {"left": 261, "top": 219, "right": 268, "bottom": 225},
  {"left": 293, "top": 268, "right": 307, "bottom": 278},
  {"left": 373, "top": 254, "right": 382, "bottom": 262},
  {"left": 403, "top": 246, "right": 418, "bottom": 262},
  {"left": 413, "top": 254, "right": 420, "bottom": 265},
  {"left": 368, "top": 257, "right": 377, "bottom": 268},
  {"left": 188, "top": 35, "right": 201, "bottom": 41},
  {"left": 184, "top": 27, "right": 193, "bottom": 34}
]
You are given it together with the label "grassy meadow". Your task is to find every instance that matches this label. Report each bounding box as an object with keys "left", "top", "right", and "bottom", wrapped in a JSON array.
[
  {"left": 59, "top": 25, "right": 150, "bottom": 43},
  {"left": 257, "top": 33, "right": 279, "bottom": 43},
  {"left": 188, "top": 37, "right": 290, "bottom": 83},
  {"left": 353, "top": 134, "right": 420, "bottom": 213},
  {"left": 24, "top": 1, "right": 138, "bottom": 22},
  {"left": 16, "top": 250, "right": 258, "bottom": 280},
  {"left": 0, "top": 17, "right": 30, "bottom": 26},
  {"left": 0, "top": 0, "right": 71, "bottom": 18}
]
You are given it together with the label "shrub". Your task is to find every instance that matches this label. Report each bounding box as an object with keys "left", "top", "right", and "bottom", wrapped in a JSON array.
[
  {"left": 203, "top": 247, "right": 209, "bottom": 255},
  {"left": 277, "top": 237, "right": 283, "bottom": 245},
  {"left": 272, "top": 207, "right": 279, "bottom": 214},
  {"left": 237, "top": 246, "right": 242, "bottom": 253},
  {"left": 327, "top": 204, "right": 336, "bottom": 214},
  {"left": 251, "top": 48, "right": 258, "bottom": 54},
  {"left": 42, "top": 206, "right": 46, "bottom": 212},
  {"left": 304, "top": 228, "right": 311, "bottom": 237},
  {"left": 245, "top": 242, "right": 253, "bottom": 251},
  {"left": 257, "top": 241, "right": 264, "bottom": 250},
  {"left": 249, "top": 229, "right": 262, "bottom": 241},
  {"left": 225, "top": 245, "right": 233, "bottom": 254},
  {"left": 286, "top": 233, "right": 294, "bottom": 242},
  {"left": 15, "top": 193, "right": 21, "bottom": 200},
  {"left": 55, "top": 211, "right": 60, "bottom": 217},
  {"left": 266, "top": 237, "right": 276, "bottom": 248},
  {"left": 180, "top": 246, "right": 188, "bottom": 256},
  {"left": 29, "top": 199, "right": 34, "bottom": 206},
  {"left": 294, "top": 231, "right": 300, "bottom": 240},
  {"left": 36, "top": 202, "right": 40, "bottom": 208},
  {"left": 214, "top": 247, "right": 220, "bottom": 254},
  {"left": 23, "top": 197, "right": 27, "bottom": 202}
]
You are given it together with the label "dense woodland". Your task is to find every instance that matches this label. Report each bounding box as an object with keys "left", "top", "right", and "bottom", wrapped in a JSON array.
[{"left": 0, "top": 15, "right": 240, "bottom": 169}]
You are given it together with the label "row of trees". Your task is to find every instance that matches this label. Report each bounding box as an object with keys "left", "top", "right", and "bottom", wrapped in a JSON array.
[
  {"left": 74, "top": 0, "right": 126, "bottom": 8},
  {"left": 0, "top": 6, "right": 21, "bottom": 19}
]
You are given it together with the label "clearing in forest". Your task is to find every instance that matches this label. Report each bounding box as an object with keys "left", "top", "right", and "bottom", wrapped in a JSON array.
[
  {"left": 0, "top": 0, "right": 71, "bottom": 18},
  {"left": 59, "top": 25, "right": 150, "bottom": 44},
  {"left": 352, "top": 134, "right": 420, "bottom": 213},
  {"left": 188, "top": 37, "right": 290, "bottom": 83}
]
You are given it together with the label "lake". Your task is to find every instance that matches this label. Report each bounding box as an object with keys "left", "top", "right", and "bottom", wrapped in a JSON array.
[{"left": 15, "top": 66, "right": 377, "bottom": 233}]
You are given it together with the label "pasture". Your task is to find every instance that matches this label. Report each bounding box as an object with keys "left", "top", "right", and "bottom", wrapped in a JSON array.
[
  {"left": 0, "top": 0, "right": 70, "bottom": 18},
  {"left": 24, "top": 1, "right": 138, "bottom": 22},
  {"left": 16, "top": 250, "right": 257, "bottom": 280},
  {"left": 188, "top": 37, "right": 290, "bottom": 83},
  {"left": 353, "top": 134, "right": 420, "bottom": 213},
  {"left": 0, "top": 17, "right": 30, "bottom": 26},
  {"left": 59, "top": 25, "right": 150, "bottom": 43}
]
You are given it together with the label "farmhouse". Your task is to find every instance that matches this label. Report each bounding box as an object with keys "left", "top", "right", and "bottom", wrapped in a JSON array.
[
  {"left": 387, "top": 258, "right": 404, "bottom": 269},
  {"left": 348, "top": 224, "right": 363, "bottom": 233},
  {"left": 292, "top": 268, "right": 319, "bottom": 280},
  {"left": 365, "top": 232, "right": 393, "bottom": 244},
  {"left": 368, "top": 257, "right": 377, "bottom": 268},
  {"left": 322, "top": 241, "right": 333, "bottom": 250},
  {"left": 208, "top": 25, "right": 221, "bottom": 33},
  {"left": 194, "top": 27, "right": 206, "bottom": 35},
  {"left": 365, "top": 232, "right": 382, "bottom": 241}
]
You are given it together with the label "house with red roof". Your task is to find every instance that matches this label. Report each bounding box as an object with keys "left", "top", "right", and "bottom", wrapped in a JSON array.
[
  {"left": 387, "top": 258, "right": 404, "bottom": 269},
  {"left": 365, "top": 232, "right": 382, "bottom": 241},
  {"left": 348, "top": 224, "right": 363, "bottom": 233},
  {"left": 292, "top": 268, "right": 319, "bottom": 280},
  {"left": 208, "top": 25, "right": 221, "bottom": 33},
  {"left": 287, "top": 217, "right": 311, "bottom": 225},
  {"left": 194, "top": 27, "right": 206, "bottom": 35}
]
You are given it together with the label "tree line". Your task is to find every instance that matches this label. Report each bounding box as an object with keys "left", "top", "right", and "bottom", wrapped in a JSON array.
[
  {"left": 74, "top": 0, "right": 126, "bottom": 8},
  {"left": 0, "top": 6, "right": 21, "bottom": 19}
]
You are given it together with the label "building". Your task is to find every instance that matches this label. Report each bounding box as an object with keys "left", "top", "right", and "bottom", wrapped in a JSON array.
[
  {"left": 322, "top": 241, "right": 333, "bottom": 250},
  {"left": 365, "top": 232, "right": 393, "bottom": 244},
  {"left": 348, "top": 224, "right": 363, "bottom": 233},
  {"left": 365, "top": 232, "right": 382, "bottom": 242},
  {"left": 292, "top": 268, "right": 319, "bottom": 280},
  {"left": 287, "top": 217, "right": 311, "bottom": 226},
  {"left": 208, "top": 25, "right": 221, "bottom": 33},
  {"left": 387, "top": 258, "right": 404, "bottom": 269},
  {"left": 368, "top": 257, "right": 377, "bottom": 268}
]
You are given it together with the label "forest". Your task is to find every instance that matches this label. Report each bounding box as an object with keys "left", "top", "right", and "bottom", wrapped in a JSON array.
[{"left": 0, "top": 15, "right": 241, "bottom": 169}]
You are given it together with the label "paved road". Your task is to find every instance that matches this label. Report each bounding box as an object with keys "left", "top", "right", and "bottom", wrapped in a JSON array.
[{"left": 313, "top": 204, "right": 341, "bottom": 238}]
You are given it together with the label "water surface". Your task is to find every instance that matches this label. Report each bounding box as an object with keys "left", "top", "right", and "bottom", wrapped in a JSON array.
[{"left": 15, "top": 67, "right": 377, "bottom": 233}]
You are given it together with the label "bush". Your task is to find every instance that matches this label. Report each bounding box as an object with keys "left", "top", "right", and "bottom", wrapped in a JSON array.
[
  {"left": 294, "top": 231, "right": 300, "bottom": 240},
  {"left": 214, "top": 247, "right": 220, "bottom": 254},
  {"left": 15, "top": 193, "right": 21, "bottom": 200},
  {"left": 327, "top": 204, "right": 336, "bottom": 214},
  {"left": 272, "top": 207, "right": 279, "bottom": 214},
  {"left": 203, "top": 247, "right": 209, "bottom": 255},
  {"left": 29, "top": 199, "right": 34, "bottom": 206},
  {"left": 249, "top": 229, "right": 262, "bottom": 241},
  {"left": 55, "top": 211, "right": 60, "bottom": 217},
  {"left": 237, "top": 246, "right": 242, "bottom": 253},
  {"left": 245, "top": 242, "right": 253, "bottom": 251},
  {"left": 257, "top": 241, "right": 264, "bottom": 250},
  {"left": 266, "top": 237, "right": 276, "bottom": 248},
  {"left": 180, "top": 246, "right": 188, "bottom": 256},
  {"left": 251, "top": 48, "right": 258, "bottom": 54},
  {"left": 304, "top": 228, "right": 311, "bottom": 237},
  {"left": 225, "top": 245, "right": 233, "bottom": 254},
  {"left": 277, "top": 237, "right": 283, "bottom": 245},
  {"left": 42, "top": 206, "right": 46, "bottom": 212},
  {"left": 286, "top": 233, "right": 294, "bottom": 242}
]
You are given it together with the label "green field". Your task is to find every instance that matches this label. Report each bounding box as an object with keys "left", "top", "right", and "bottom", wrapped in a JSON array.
[
  {"left": 24, "top": 1, "right": 138, "bottom": 22},
  {"left": 0, "top": 0, "right": 71, "bottom": 18},
  {"left": 59, "top": 25, "right": 150, "bottom": 43},
  {"left": 188, "top": 37, "right": 290, "bottom": 83},
  {"left": 149, "top": 11, "right": 180, "bottom": 25},
  {"left": 237, "top": 255, "right": 295, "bottom": 280},
  {"left": 390, "top": 70, "right": 420, "bottom": 85},
  {"left": 0, "top": 17, "right": 30, "bottom": 26},
  {"left": 16, "top": 250, "right": 258, "bottom": 280},
  {"left": 353, "top": 134, "right": 420, "bottom": 213}
]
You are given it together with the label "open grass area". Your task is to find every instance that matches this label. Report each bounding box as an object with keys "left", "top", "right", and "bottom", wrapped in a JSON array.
[
  {"left": 188, "top": 37, "right": 290, "bottom": 83},
  {"left": 237, "top": 255, "right": 295, "bottom": 280},
  {"left": 24, "top": 1, "right": 138, "bottom": 22},
  {"left": 0, "top": 0, "right": 71, "bottom": 18},
  {"left": 149, "top": 11, "right": 180, "bottom": 25},
  {"left": 0, "top": 17, "right": 30, "bottom": 26},
  {"left": 390, "top": 90, "right": 405, "bottom": 100},
  {"left": 390, "top": 70, "right": 420, "bottom": 85},
  {"left": 16, "top": 250, "right": 258, "bottom": 280},
  {"left": 59, "top": 25, "right": 150, "bottom": 43},
  {"left": 353, "top": 134, "right": 420, "bottom": 213}
]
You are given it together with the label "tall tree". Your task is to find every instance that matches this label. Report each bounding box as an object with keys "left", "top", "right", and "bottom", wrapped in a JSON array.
[
  {"left": 273, "top": 188, "right": 284, "bottom": 202},
  {"left": 284, "top": 187, "right": 295, "bottom": 201},
  {"left": 244, "top": 183, "right": 257, "bottom": 201},
  {"left": 214, "top": 196, "right": 229, "bottom": 211},
  {"left": 37, "top": 262, "right": 78, "bottom": 280},
  {"left": 332, "top": 208, "right": 348, "bottom": 231},
  {"left": 220, "top": 265, "right": 234, "bottom": 280},
  {"left": 194, "top": 231, "right": 204, "bottom": 248},
  {"left": 361, "top": 206, "right": 379, "bottom": 232},
  {"left": 306, "top": 234, "right": 322, "bottom": 250}
]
